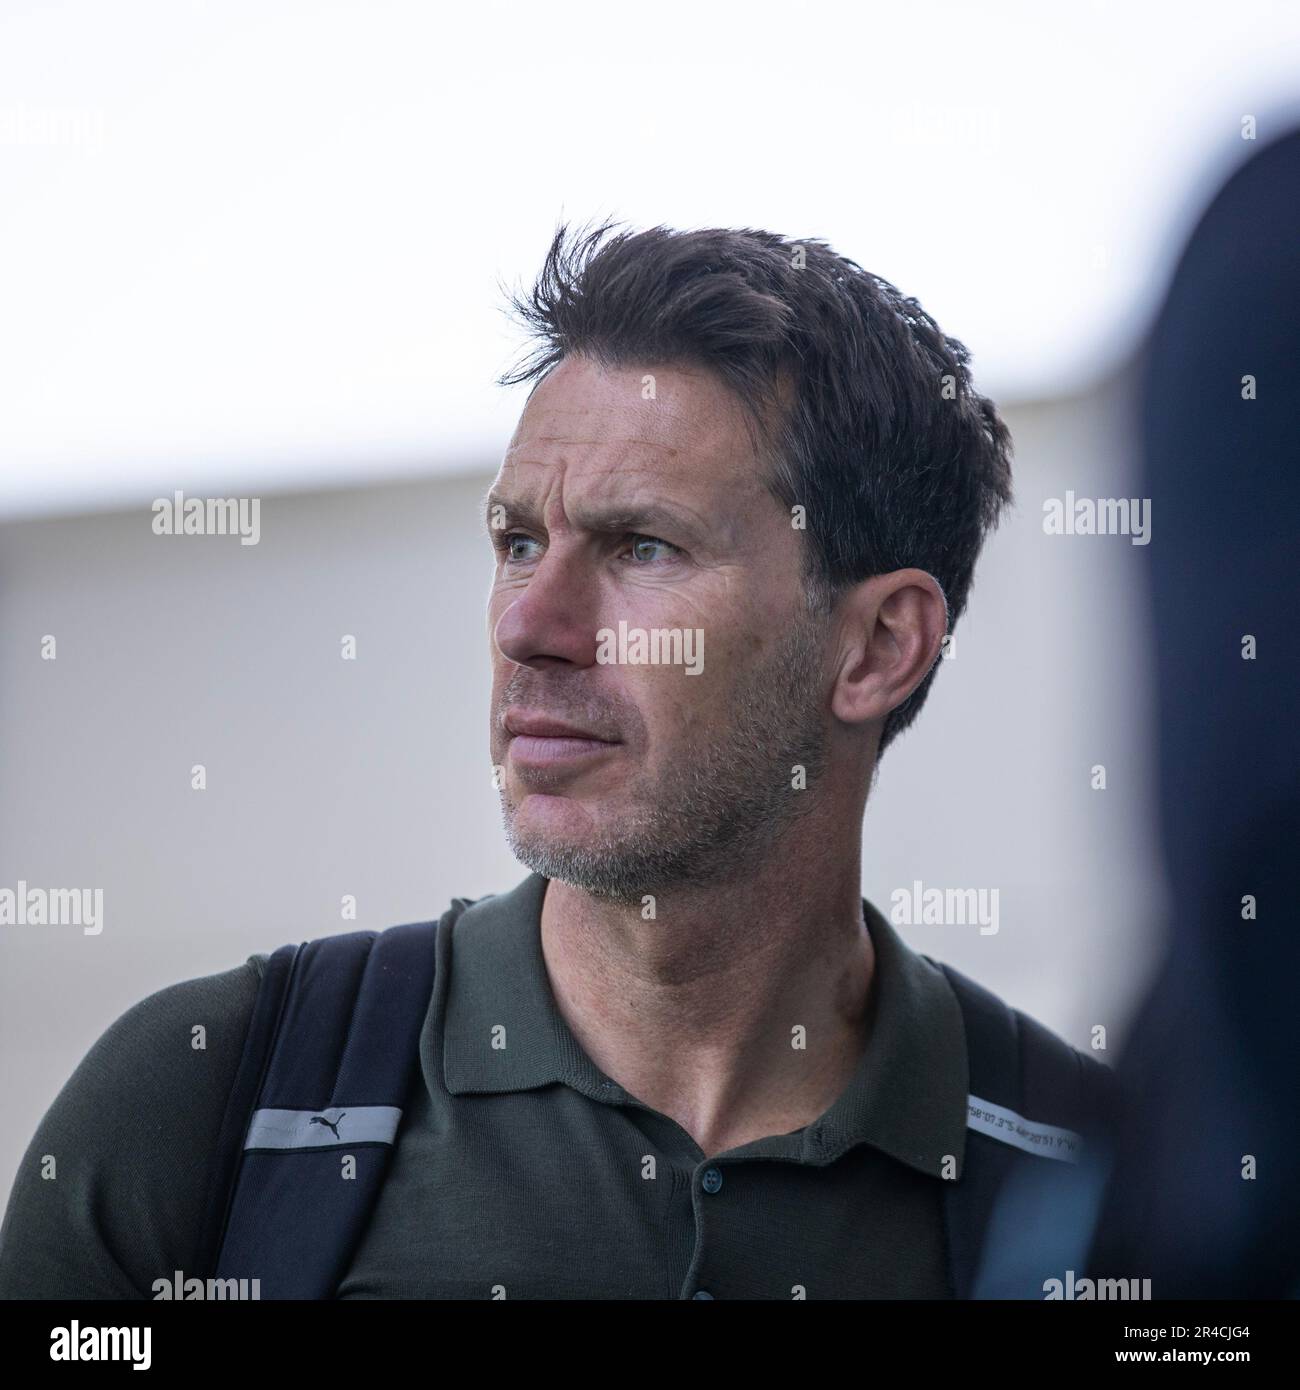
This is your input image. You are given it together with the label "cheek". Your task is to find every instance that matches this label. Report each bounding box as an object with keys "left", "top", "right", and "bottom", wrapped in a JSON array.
[
  {"left": 622, "top": 594, "right": 765, "bottom": 728},
  {"left": 622, "top": 645, "right": 734, "bottom": 738}
]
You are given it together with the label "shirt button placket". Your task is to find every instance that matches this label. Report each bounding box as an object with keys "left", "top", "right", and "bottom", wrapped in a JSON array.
[{"left": 689, "top": 1165, "right": 724, "bottom": 1299}]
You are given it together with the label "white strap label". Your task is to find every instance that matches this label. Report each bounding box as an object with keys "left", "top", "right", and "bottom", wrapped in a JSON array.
[
  {"left": 243, "top": 1105, "right": 402, "bottom": 1151},
  {"left": 967, "top": 1095, "right": 1083, "bottom": 1163}
]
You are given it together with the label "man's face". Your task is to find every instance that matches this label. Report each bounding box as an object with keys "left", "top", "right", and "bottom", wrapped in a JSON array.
[{"left": 486, "top": 354, "right": 831, "bottom": 900}]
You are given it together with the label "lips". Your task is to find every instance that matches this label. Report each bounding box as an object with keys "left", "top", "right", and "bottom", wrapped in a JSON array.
[
  {"left": 503, "top": 710, "right": 619, "bottom": 743},
  {"left": 503, "top": 708, "right": 621, "bottom": 770}
]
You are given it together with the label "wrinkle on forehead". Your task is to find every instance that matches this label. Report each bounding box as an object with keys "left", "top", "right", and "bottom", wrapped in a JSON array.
[
  {"left": 520, "top": 434, "right": 683, "bottom": 455},
  {"left": 500, "top": 430, "right": 752, "bottom": 502},
  {"left": 510, "top": 359, "right": 753, "bottom": 448}
]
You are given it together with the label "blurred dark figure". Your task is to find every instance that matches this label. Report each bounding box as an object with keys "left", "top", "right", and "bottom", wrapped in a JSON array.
[
  {"left": 970, "top": 125, "right": 1300, "bottom": 1301},
  {"left": 1083, "top": 124, "right": 1300, "bottom": 1298}
]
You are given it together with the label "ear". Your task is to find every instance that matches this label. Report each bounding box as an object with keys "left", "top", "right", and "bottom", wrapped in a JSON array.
[{"left": 829, "top": 568, "right": 949, "bottom": 729}]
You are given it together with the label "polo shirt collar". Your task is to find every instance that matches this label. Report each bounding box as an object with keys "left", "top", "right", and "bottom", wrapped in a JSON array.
[
  {"left": 440, "top": 872, "right": 969, "bottom": 1178},
  {"left": 441, "top": 873, "right": 606, "bottom": 1097}
]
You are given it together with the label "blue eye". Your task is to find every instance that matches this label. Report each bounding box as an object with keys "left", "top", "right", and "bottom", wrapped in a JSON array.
[
  {"left": 498, "top": 532, "right": 540, "bottom": 562},
  {"left": 627, "top": 534, "right": 678, "bottom": 562},
  {"left": 494, "top": 530, "right": 679, "bottom": 565}
]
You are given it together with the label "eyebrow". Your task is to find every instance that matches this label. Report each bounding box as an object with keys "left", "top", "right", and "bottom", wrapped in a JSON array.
[{"left": 482, "top": 491, "right": 708, "bottom": 542}]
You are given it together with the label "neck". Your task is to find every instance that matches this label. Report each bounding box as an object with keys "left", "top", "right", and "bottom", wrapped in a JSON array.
[{"left": 538, "top": 802, "right": 874, "bottom": 1158}]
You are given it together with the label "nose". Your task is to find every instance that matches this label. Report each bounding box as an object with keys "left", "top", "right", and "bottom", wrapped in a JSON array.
[{"left": 492, "top": 543, "right": 602, "bottom": 670}]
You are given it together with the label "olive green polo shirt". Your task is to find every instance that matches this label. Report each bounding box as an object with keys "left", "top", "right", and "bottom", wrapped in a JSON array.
[
  {"left": 345, "top": 871, "right": 970, "bottom": 1298},
  {"left": 0, "top": 871, "right": 971, "bottom": 1300}
]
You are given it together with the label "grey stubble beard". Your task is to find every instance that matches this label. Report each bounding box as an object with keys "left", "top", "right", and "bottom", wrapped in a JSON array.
[{"left": 499, "top": 610, "right": 831, "bottom": 902}]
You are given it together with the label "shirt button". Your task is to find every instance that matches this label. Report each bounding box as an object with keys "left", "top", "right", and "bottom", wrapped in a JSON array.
[
  {"left": 692, "top": 1289, "right": 714, "bottom": 1299},
  {"left": 701, "top": 1166, "right": 723, "bottom": 1194}
]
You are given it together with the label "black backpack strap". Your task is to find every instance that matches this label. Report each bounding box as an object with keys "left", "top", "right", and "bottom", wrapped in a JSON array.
[
  {"left": 196, "top": 935, "right": 299, "bottom": 1283},
  {"left": 198, "top": 902, "right": 473, "bottom": 1297},
  {"left": 936, "top": 960, "right": 1119, "bottom": 1299}
]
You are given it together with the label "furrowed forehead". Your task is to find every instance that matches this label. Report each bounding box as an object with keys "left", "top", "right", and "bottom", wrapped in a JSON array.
[
  {"left": 486, "top": 358, "right": 784, "bottom": 538},
  {"left": 508, "top": 355, "right": 770, "bottom": 468}
]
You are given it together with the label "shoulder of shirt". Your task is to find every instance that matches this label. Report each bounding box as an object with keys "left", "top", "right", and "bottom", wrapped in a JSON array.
[
  {"left": 920, "top": 938, "right": 1120, "bottom": 1126},
  {"left": 0, "top": 953, "right": 271, "bottom": 1298},
  {"left": 865, "top": 898, "right": 1119, "bottom": 1127},
  {"left": 75, "top": 955, "right": 267, "bottom": 1080}
]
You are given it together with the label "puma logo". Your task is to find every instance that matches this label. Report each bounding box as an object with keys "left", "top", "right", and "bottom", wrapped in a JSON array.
[{"left": 308, "top": 1112, "right": 345, "bottom": 1139}]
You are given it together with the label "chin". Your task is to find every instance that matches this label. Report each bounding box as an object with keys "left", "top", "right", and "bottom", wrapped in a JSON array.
[{"left": 506, "top": 789, "right": 605, "bottom": 844}]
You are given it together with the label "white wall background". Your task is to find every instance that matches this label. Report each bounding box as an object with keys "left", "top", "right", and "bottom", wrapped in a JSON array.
[{"left": 0, "top": 365, "right": 1169, "bottom": 1201}]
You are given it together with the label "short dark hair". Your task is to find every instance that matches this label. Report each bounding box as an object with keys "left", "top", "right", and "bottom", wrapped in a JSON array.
[{"left": 498, "top": 220, "right": 1013, "bottom": 753}]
